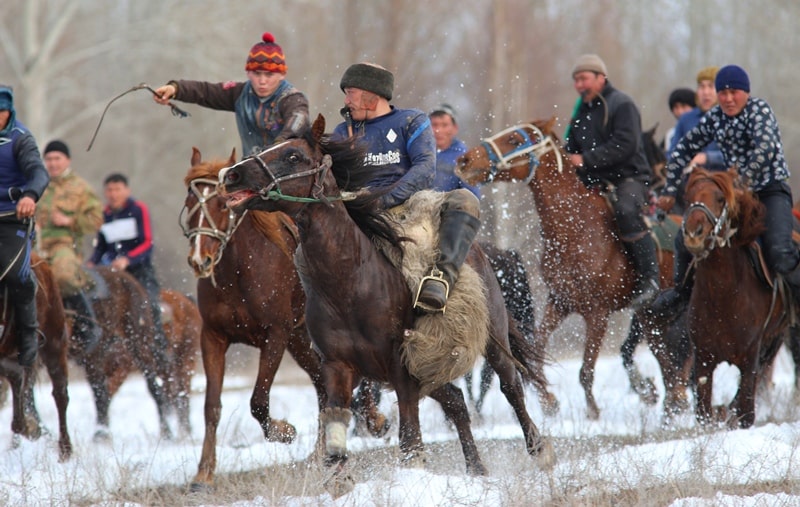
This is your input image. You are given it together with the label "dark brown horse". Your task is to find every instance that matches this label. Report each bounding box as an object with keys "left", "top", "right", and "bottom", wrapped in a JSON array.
[
  {"left": 0, "top": 254, "right": 72, "bottom": 461},
  {"left": 182, "top": 148, "right": 388, "bottom": 491},
  {"left": 218, "top": 116, "right": 554, "bottom": 483},
  {"left": 456, "top": 118, "right": 682, "bottom": 419},
  {"left": 74, "top": 266, "right": 190, "bottom": 440},
  {"left": 682, "top": 168, "right": 788, "bottom": 428}
]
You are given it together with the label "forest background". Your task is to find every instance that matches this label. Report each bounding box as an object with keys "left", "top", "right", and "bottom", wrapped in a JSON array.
[{"left": 3, "top": 0, "right": 799, "bottom": 295}]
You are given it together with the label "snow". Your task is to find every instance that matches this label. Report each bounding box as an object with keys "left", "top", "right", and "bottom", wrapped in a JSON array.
[{"left": 1, "top": 343, "right": 799, "bottom": 506}]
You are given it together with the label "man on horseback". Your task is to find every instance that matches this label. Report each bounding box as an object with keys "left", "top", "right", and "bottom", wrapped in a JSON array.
[
  {"left": 654, "top": 65, "right": 800, "bottom": 315},
  {"left": 36, "top": 140, "right": 103, "bottom": 354},
  {"left": 333, "top": 63, "right": 481, "bottom": 313},
  {"left": 565, "top": 54, "right": 659, "bottom": 310},
  {"left": 153, "top": 32, "right": 309, "bottom": 157},
  {"left": 0, "top": 85, "right": 50, "bottom": 366}
]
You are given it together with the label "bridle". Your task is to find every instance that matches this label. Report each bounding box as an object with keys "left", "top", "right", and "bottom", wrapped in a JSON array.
[
  {"left": 682, "top": 181, "right": 736, "bottom": 261},
  {"left": 478, "top": 124, "right": 564, "bottom": 184},
  {"left": 179, "top": 177, "right": 246, "bottom": 286}
]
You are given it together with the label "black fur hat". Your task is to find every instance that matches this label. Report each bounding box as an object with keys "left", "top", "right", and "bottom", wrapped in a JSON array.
[{"left": 340, "top": 63, "right": 394, "bottom": 101}]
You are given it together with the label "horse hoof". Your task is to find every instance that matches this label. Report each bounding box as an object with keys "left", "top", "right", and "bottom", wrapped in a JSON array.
[
  {"left": 540, "top": 393, "right": 559, "bottom": 416},
  {"left": 93, "top": 428, "right": 112, "bottom": 443},
  {"left": 586, "top": 405, "right": 600, "bottom": 420},
  {"left": 323, "top": 461, "right": 355, "bottom": 499},
  {"left": 367, "top": 414, "right": 390, "bottom": 439},
  {"left": 189, "top": 481, "right": 214, "bottom": 494},
  {"left": 466, "top": 461, "right": 489, "bottom": 476},
  {"left": 265, "top": 420, "right": 297, "bottom": 444},
  {"left": 533, "top": 439, "right": 557, "bottom": 470}
]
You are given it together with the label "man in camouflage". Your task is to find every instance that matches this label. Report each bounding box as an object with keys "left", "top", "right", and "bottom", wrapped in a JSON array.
[{"left": 36, "top": 140, "right": 103, "bottom": 354}]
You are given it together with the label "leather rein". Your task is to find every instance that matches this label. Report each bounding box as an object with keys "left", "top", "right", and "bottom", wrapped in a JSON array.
[{"left": 479, "top": 124, "right": 564, "bottom": 184}]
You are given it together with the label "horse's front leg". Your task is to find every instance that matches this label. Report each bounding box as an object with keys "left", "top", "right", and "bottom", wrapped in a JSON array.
[
  {"left": 319, "top": 361, "right": 356, "bottom": 467},
  {"left": 581, "top": 311, "right": 609, "bottom": 420},
  {"left": 391, "top": 368, "right": 424, "bottom": 467},
  {"left": 730, "top": 359, "right": 759, "bottom": 429},
  {"left": 429, "top": 382, "right": 486, "bottom": 475},
  {"left": 693, "top": 352, "right": 716, "bottom": 427},
  {"left": 251, "top": 330, "right": 295, "bottom": 443},
  {"left": 534, "top": 298, "right": 568, "bottom": 415}
]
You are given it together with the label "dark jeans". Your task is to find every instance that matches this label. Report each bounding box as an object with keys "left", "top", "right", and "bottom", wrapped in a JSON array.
[
  {"left": 127, "top": 261, "right": 165, "bottom": 338},
  {"left": 611, "top": 178, "right": 650, "bottom": 239},
  {"left": 0, "top": 219, "right": 35, "bottom": 300}
]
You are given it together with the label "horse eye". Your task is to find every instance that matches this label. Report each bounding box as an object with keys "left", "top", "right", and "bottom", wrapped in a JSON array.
[{"left": 287, "top": 153, "right": 300, "bottom": 164}]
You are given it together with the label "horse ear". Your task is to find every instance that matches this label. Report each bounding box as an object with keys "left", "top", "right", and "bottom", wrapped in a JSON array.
[
  {"left": 544, "top": 116, "right": 557, "bottom": 134},
  {"left": 228, "top": 148, "right": 237, "bottom": 165},
  {"left": 191, "top": 147, "right": 202, "bottom": 166},
  {"left": 311, "top": 114, "right": 325, "bottom": 141}
]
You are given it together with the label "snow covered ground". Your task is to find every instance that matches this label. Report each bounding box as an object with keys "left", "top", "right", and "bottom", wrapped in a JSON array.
[{"left": 1, "top": 343, "right": 799, "bottom": 506}]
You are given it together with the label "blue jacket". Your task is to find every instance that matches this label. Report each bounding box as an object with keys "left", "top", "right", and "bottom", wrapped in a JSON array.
[
  {"left": 0, "top": 121, "right": 49, "bottom": 215},
  {"left": 667, "top": 107, "right": 725, "bottom": 171},
  {"left": 333, "top": 107, "right": 435, "bottom": 209},
  {"left": 432, "top": 138, "right": 480, "bottom": 198}
]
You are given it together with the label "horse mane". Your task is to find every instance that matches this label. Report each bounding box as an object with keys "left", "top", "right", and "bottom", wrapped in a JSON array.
[
  {"left": 697, "top": 169, "right": 766, "bottom": 246},
  {"left": 303, "top": 130, "right": 407, "bottom": 253},
  {"left": 184, "top": 157, "right": 296, "bottom": 256}
]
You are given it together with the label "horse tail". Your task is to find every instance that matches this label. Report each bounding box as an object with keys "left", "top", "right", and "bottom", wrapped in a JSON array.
[{"left": 507, "top": 312, "right": 549, "bottom": 393}]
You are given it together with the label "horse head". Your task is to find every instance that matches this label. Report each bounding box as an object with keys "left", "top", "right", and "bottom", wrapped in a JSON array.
[
  {"left": 682, "top": 167, "right": 765, "bottom": 258},
  {"left": 181, "top": 147, "right": 241, "bottom": 279},
  {"left": 456, "top": 117, "right": 565, "bottom": 186}
]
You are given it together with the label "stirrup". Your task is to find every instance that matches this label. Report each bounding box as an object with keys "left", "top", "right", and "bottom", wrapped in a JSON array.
[{"left": 413, "top": 268, "right": 450, "bottom": 313}]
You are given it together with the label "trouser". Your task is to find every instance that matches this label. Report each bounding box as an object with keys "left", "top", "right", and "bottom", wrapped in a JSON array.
[
  {"left": 43, "top": 241, "right": 94, "bottom": 296},
  {"left": 0, "top": 218, "right": 39, "bottom": 363},
  {"left": 127, "top": 261, "right": 168, "bottom": 349}
]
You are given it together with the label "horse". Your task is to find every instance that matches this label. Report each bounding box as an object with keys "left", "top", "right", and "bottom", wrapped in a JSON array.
[
  {"left": 682, "top": 168, "right": 789, "bottom": 428},
  {"left": 181, "top": 148, "right": 388, "bottom": 491},
  {"left": 464, "top": 241, "right": 537, "bottom": 414},
  {"left": 0, "top": 254, "right": 71, "bottom": 461},
  {"left": 642, "top": 123, "right": 667, "bottom": 193},
  {"left": 217, "top": 115, "right": 554, "bottom": 486},
  {"left": 72, "top": 266, "right": 192, "bottom": 440},
  {"left": 456, "top": 118, "right": 684, "bottom": 419}
]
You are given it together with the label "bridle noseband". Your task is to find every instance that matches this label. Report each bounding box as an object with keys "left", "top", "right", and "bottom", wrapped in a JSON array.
[
  {"left": 683, "top": 186, "right": 736, "bottom": 260},
  {"left": 479, "top": 124, "right": 563, "bottom": 184}
]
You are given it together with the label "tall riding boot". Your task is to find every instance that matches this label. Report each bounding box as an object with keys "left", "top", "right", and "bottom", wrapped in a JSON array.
[
  {"left": 13, "top": 278, "right": 39, "bottom": 367},
  {"left": 781, "top": 261, "right": 800, "bottom": 304},
  {"left": 414, "top": 210, "right": 481, "bottom": 313},
  {"left": 63, "top": 291, "right": 101, "bottom": 355},
  {"left": 651, "top": 233, "right": 694, "bottom": 318},
  {"left": 625, "top": 234, "right": 661, "bottom": 311}
]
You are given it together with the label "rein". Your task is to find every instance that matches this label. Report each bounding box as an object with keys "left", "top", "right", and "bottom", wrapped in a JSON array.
[
  {"left": 180, "top": 178, "right": 246, "bottom": 287},
  {"left": 479, "top": 124, "right": 563, "bottom": 183},
  {"left": 242, "top": 147, "right": 341, "bottom": 206}
]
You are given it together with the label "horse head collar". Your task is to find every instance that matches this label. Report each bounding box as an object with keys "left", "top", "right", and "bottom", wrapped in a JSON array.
[
  {"left": 683, "top": 198, "right": 736, "bottom": 260},
  {"left": 479, "top": 124, "right": 562, "bottom": 184}
]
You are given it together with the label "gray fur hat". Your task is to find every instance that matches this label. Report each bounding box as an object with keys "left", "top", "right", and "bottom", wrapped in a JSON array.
[{"left": 340, "top": 63, "right": 394, "bottom": 101}]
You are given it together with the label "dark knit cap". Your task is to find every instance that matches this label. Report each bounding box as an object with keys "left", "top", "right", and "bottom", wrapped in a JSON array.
[
  {"left": 715, "top": 65, "right": 750, "bottom": 93},
  {"left": 44, "top": 139, "right": 70, "bottom": 158},
  {"left": 245, "top": 32, "right": 287, "bottom": 74},
  {"left": 668, "top": 88, "right": 696, "bottom": 110},
  {"left": 340, "top": 63, "right": 394, "bottom": 101}
]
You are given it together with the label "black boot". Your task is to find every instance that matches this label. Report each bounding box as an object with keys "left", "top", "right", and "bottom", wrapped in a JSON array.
[
  {"left": 63, "top": 291, "right": 101, "bottom": 355},
  {"left": 415, "top": 210, "right": 481, "bottom": 313},
  {"left": 651, "top": 236, "right": 694, "bottom": 318},
  {"left": 13, "top": 278, "right": 39, "bottom": 367},
  {"left": 626, "top": 234, "right": 661, "bottom": 311},
  {"left": 781, "top": 261, "right": 800, "bottom": 304}
]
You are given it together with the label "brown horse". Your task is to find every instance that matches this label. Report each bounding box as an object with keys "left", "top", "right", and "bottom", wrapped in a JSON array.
[
  {"left": 0, "top": 254, "right": 71, "bottom": 461},
  {"left": 682, "top": 168, "right": 788, "bottom": 428},
  {"left": 218, "top": 116, "right": 554, "bottom": 484},
  {"left": 456, "top": 118, "right": 683, "bottom": 419},
  {"left": 182, "top": 148, "right": 388, "bottom": 491},
  {"left": 73, "top": 266, "right": 192, "bottom": 440}
]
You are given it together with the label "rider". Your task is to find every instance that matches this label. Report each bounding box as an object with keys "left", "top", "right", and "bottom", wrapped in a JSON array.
[
  {"left": 0, "top": 84, "right": 50, "bottom": 366},
  {"left": 653, "top": 65, "right": 800, "bottom": 316},
  {"left": 333, "top": 63, "right": 481, "bottom": 313},
  {"left": 153, "top": 32, "right": 309, "bottom": 157},
  {"left": 36, "top": 139, "right": 103, "bottom": 354},
  {"left": 429, "top": 104, "right": 480, "bottom": 198},
  {"left": 565, "top": 54, "right": 659, "bottom": 311}
]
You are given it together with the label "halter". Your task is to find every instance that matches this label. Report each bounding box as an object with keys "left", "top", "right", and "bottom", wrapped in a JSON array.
[
  {"left": 682, "top": 197, "right": 736, "bottom": 260},
  {"left": 180, "top": 177, "right": 246, "bottom": 285},
  {"left": 479, "top": 124, "right": 563, "bottom": 184}
]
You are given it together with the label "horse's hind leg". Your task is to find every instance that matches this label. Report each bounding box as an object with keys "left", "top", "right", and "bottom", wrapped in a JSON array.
[
  {"left": 142, "top": 369, "right": 173, "bottom": 440},
  {"left": 621, "top": 313, "right": 658, "bottom": 405},
  {"left": 534, "top": 299, "right": 568, "bottom": 415},
  {"left": 475, "top": 360, "right": 494, "bottom": 415},
  {"left": 41, "top": 343, "right": 72, "bottom": 461},
  {"left": 429, "top": 383, "right": 487, "bottom": 475},
  {"left": 486, "top": 337, "right": 555, "bottom": 469},
  {"left": 580, "top": 312, "right": 610, "bottom": 420},
  {"left": 8, "top": 369, "right": 41, "bottom": 441}
]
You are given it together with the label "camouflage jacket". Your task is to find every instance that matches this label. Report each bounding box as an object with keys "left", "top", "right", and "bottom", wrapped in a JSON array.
[{"left": 35, "top": 169, "right": 103, "bottom": 256}]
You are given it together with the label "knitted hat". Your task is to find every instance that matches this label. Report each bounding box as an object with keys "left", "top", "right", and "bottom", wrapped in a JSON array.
[
  {"left": 715, "top": 65, "right": 750, "bottom": 93},
  {"left": 0, "top": 85, "right": 15, "bottom": 135},
  {"left": 340, "top": 63, "right": 394, "bottom": 101},
  {"left": 245, "top": 32, "right": 287, "bottom": 74},
  {"left": 668, "top": 88, "right": 696, "bottom": 110},
  {"left": 430, "top": 103, "right": 457, "bottom": 124},
  {"left": 44, "top": 139, "right": 70, "bottom": 158},
  {"left": 696, "top": 66, "right": 719, "bottom": 84},
  {"left": 572, "top": 54, "right": 608, "bottom": 77}
]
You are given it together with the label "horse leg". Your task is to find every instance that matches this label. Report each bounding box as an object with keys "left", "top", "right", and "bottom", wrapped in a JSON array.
[
  {"left": 620, "top": 313, "right": 658, "bottom": 405},
  {"left": 693, "top": 355, "right": 715, "bottom": 427},
  {"left": 140, "top": 365, "right": 173, "bottom": 440},
  {"left": 533, "top": 299, "right": 568, "bottom": 415},
  {"left": 41, "top": 342, "right": 73, "bottom": 461},
  {"left": 730, "top": 360, "right": 758, "bottom": 429},
  {"left": 581, "top": 312, "right": 609, "bottom": 420},
  {"left": 474, "top": 359, "right": 494, "bottom": 415},
  {"left": 9, "top": 369, "right": 41, "bottom": 441},
  {"left": 251, "top": 335, "right": 296, "bottom": 444},
  {"left": 351, "top": 379, "right": 390, "bottom": 438},
  {"left": 84, "top": 361, "right": 113, "bottom": 440},
  {"left": 319, "top": 362, "right": 357, "bottom": 466},
  {"left": 787, "top": 325, "right": 800, "bottom": 396},
  {"left": 428, "top": 383, "right": 487, "bottom": 475},
  {"left": 190, "top": 329, "right": 228, "bottom": 491},
  {"left": 485, "top": 336, "right": 556, "bottom": 470}
]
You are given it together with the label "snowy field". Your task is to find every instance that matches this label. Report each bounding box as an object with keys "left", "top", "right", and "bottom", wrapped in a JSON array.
[{"left": 1, "top": 343, "right": 800, "bottom": 506}]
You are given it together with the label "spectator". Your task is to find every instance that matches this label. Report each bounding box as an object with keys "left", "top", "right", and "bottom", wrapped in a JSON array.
[
  {"left": 429, "top": 104, "right": 480, "bottom": 198},
  {"left": 663, "top": 87, "right": 696, "bottom": 157}
]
